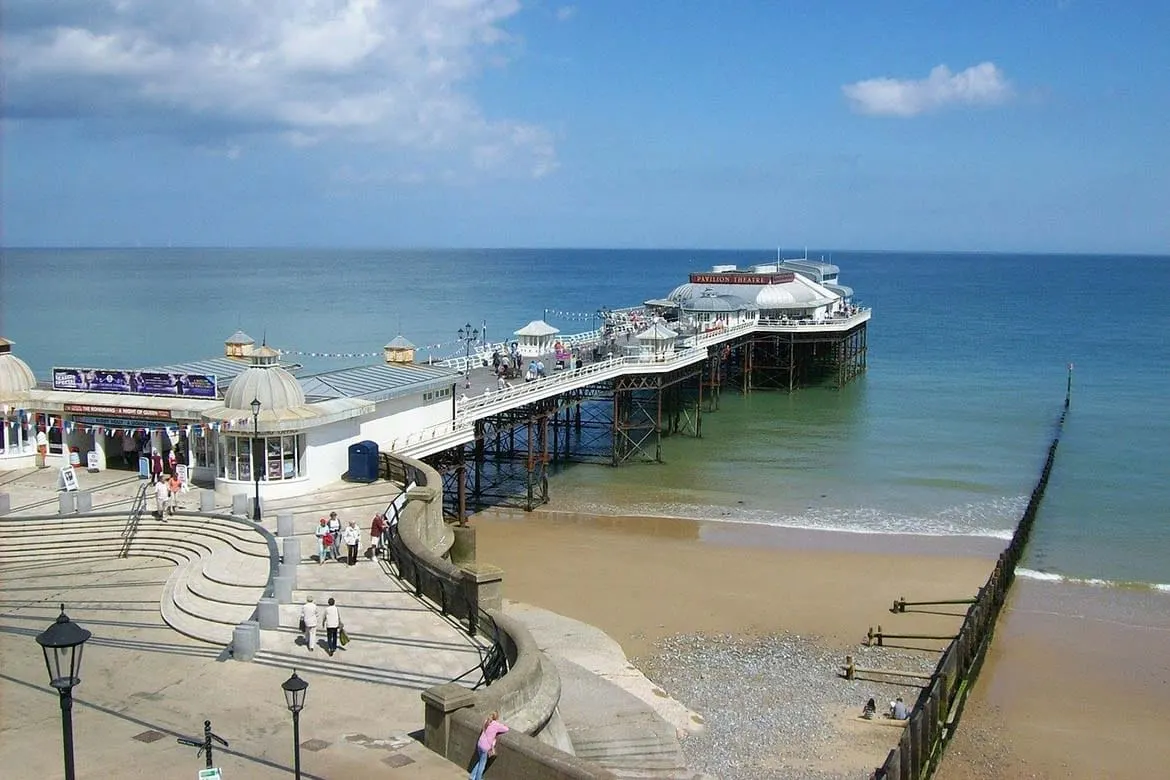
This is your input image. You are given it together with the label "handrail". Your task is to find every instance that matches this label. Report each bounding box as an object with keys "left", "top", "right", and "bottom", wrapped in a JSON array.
[
  {"left": 377, "top": 453, "right": 507, "bottom": 687},
  {"left": 119, "top": 480, "right": 152, "bottom": 558}
]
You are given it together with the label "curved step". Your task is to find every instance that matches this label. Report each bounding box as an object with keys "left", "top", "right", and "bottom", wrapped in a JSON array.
[
  {"left": 187, "top": 572, "right": 267, "bottom": 606},
  {"left": 159, "top": 592, "right": 236, "bottom": 646}
]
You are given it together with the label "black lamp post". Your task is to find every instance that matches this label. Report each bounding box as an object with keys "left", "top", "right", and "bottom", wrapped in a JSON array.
[
  {"left": 250, "top": 397, "right": 262, "bottom": 522},
  {"left": 457, "top": 323, "right": 479, "bottom": 389},
  {"left": 36, "top": 604, "right": 91, "bottom": 780},
  {"left": 282, "top": 670, "right": 309, "bottom": 779}
]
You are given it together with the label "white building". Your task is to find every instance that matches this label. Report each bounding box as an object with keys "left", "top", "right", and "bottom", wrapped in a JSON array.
[{"left": 0, "top": 334, "right": 459, "bottom": 501}]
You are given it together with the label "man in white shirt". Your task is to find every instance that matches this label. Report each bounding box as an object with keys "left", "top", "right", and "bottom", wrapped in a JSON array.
[
  {"left": 300, "top": 596, "right": 319, "bottom": 652},
  {"left": 342, "top": 521, "right": 361, "bottom": 566},
  {"left": 323, "top": 597, "right": 342, "bottom": 656},
  {"left": 153, "top": 476, "right": 170, "bottom": 519}
]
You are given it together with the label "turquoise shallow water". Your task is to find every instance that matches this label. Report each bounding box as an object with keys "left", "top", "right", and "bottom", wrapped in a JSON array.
[{"left": 2, "top": 248, "right": 1167, "bottom": 587}]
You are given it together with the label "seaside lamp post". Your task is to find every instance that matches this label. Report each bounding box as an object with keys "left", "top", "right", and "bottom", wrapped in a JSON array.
[
  {"left": 457, "top": 323, "right": 479, "bottom": 389},
  {"left": 250, "top": 397, "right": 262, "bottom": 522},
  {"left": 35, "top": 604, "right": 92, "bottom": 780},
  {"left": 281, "top": 670, "right": 309, "bottom": 779}
]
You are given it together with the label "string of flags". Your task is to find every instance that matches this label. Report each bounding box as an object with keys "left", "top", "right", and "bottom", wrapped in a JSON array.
[
  {"left": 278, "top": 311, "right": 624, "bottom": 359},
  {"left": 2, "top": 408, "right": 282, "bottom": 439}
]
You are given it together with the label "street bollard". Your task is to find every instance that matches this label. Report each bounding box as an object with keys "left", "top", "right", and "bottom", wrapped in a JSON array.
[
  {"left": 277, "top": 512, "right": 295, "bottom": 537},
  {"left": 231, "top": 493, "right": 247, "bottom": 516},
  {"left": 58, "top": 492, "right": 75, "bottom": 515},
  {"left": 282, "top": 536, "right": 301, "bottom": 566},
  {"left": 200, "top": 490, "right": 216, "bottom": 512},
  {"left": 75, "top": 491, "right": 93, "bottom": 513},
  {"left": 256, "top": 597, "right": 280, "bottom": 630}
]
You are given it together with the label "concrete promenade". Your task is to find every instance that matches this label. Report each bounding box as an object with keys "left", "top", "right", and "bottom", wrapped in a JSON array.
[{"left": 0, "top": 466, "right": 478, "bottom": 778}]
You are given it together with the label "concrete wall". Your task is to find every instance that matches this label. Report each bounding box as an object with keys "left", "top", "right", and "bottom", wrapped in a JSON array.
[{"left": 391, "top": 455, "right": 612, "bottom": 779}]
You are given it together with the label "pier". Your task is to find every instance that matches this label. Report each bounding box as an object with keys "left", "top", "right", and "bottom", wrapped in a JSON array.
[{"left": 396, "top": 307, "right": 871, "bottom": 520}]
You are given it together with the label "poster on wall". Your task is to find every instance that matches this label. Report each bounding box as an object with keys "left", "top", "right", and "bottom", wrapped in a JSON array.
[{"left": 52, "top": 367, "right": 218, "bottom": 399}]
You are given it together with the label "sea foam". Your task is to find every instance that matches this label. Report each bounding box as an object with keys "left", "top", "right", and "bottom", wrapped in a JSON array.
[{"left": 1016, "top": 568, "right": 1170, "bottom": 593}]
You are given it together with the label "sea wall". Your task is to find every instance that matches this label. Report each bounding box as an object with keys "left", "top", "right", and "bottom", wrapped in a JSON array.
[
  {"left": 871, "top": 392, "right": 1071, "bottom": 780},
  {"left": 390, "top": 455, "right": 612, "bottom": 779}
]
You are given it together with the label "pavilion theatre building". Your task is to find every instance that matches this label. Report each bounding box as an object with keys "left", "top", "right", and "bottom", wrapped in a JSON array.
[{"left": 0, "top": 333, "right": 457, "bottom": 500}]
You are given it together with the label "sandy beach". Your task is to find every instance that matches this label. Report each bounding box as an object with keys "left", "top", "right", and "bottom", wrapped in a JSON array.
[
  {"left": 475, "top": 507, "right": 998, "bottom": 659},
  {"left": 937, "top": 578, "right": 1170, "bottom": 780},
  {"left": 475, "top": 506, "right": 999, "bottom": 778}
]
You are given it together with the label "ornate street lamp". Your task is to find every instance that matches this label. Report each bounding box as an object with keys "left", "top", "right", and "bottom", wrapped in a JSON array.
[
  {"left": 250, "top": 397, "right": 262, "bottom": 522},
  {"left": 36, "top": 604, "right": 92, "bottom": 780},
  {"left": 281, "top": 670, "right": 309, "bottom": 779},
  {"left": 457, "top": 323, "right": 479, "bottom": 389}
]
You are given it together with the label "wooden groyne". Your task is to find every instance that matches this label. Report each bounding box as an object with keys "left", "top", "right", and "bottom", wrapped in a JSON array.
[{"left": 870, "top": 373, "right": 1072, "bottom": 780}]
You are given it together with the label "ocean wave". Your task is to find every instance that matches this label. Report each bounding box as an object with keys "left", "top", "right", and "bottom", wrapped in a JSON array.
[
  {"left": 1015, "top": 568, "right": 1170, "bottom": 593},
  {"left": 562, "top": 496, "right": 1022, "bottom": 541}
]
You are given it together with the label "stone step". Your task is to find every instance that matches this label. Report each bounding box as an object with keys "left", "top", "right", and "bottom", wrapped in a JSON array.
[
  {"left": 159, "top": 588, "right": 235, "bottom": 646},
  {"left": 3, "top": 516, "right": 270, "bottom": 557},
  {"left": 187, "top": 570, "right": 267, "bottom": 606},
  {"left": 171, "top": 569, "right": 257, "bottom": 627},
  {"left": 253, "top": 637, "right": 479, "bottom": 689}
]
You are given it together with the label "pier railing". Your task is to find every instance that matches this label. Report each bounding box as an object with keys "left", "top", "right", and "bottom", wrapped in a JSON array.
[{"left": 871, "top": 388, "right": 1070, "bottom": 780}]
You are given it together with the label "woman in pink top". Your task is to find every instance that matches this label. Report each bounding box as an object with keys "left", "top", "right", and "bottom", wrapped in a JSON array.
[{"left": 469, "top": 710, "right": 508, "bottom": 780}]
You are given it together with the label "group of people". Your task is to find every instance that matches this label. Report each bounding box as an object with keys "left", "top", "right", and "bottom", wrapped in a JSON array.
[
  {"left": 861, "top": 695, "right": 908, "bottom": 721},
  {"left": 314, "top": 510, "right": 391, "bottom": 565},
  {"left": 299, "top": 595, "right": 345, "bottom": 655},
  {"left": 151, "top": 470, "right": 183, "bottom": 518}
]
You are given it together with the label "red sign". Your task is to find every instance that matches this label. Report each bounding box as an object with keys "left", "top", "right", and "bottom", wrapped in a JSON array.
[
  {"left": 689, "top": 272, "right": 795, "bottom": 285},
  {"left": 64, "top": 404, "right": 173, "bottom": 420}
]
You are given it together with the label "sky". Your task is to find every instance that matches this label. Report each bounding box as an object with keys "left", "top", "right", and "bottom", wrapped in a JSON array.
[{"left": 2, "top": 0, "right": 1168, "bottom": 253}]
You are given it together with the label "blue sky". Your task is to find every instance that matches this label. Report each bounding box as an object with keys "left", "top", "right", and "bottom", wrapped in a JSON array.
[{"left": 3, "top": 1, "right": 1167, "bottom": 252}]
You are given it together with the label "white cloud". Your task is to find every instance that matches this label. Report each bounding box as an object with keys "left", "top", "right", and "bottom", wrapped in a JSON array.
[
  {"left": 3, "top": 0, "right": 556, "bottom": 178},
  {"left": 556, "top": 6, "right": 577, "bottom": 22},
  {"left": 842, "top": 62, "right": 1014, "bottom": 117}
]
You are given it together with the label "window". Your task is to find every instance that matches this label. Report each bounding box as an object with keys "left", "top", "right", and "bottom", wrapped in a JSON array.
[
  {"left": 218, "top": 433, "right": 304, "bottom": 481},
  {"left": 192, "top": 428, "right": 214, "bottom": 468}
]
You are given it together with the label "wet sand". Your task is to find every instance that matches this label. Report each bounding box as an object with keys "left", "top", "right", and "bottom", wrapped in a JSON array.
[
  {"left": 474, "top": 507, "right": 998, "bottom": 660},
  {"left": 937, "top": 578, "right": 1170, "bottom": 780}
]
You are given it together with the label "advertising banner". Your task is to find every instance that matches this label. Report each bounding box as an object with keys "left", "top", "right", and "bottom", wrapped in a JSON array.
[{"left": 53, "top": 368, "right": 218, "bottom": 399}]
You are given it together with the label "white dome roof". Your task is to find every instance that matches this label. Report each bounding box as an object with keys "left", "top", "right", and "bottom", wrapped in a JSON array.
[
  {"left": 222, "top": 346, "right": 306, "bottom": 411},
  {"left": 0, "top": 339, "right": 37, "bottom": 400}
]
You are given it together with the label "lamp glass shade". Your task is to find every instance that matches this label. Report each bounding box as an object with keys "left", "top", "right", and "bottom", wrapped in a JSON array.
[
  {"left": 35, "top": 605, "right": 91, "bottom": 690},
  {"left": 282, "top": 671, "right": 308, "bottom": 714},
  {"left": 250, "top": 397, "right": 261, "bottom": 417}
]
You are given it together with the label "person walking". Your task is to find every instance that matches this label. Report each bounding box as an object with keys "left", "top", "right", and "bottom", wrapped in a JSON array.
[
  {"left": 166, "top": 472, "right": 182, "bottom": 516},
  {"left": 314, "top": 518, "right": 331, "bottom": 564},
  {"left": 469, "top": 711, "right": 509, "bottom": 780},
  {"left": 153, "top": 475, "right": 169, "bottom": 519},
  {"left": 323, "top": 597, "right": 342, "bottom": 656},
  {"left": 327, "top": 512, "right": 342, "bottom": 560},
  {"left": 343, "top": 520, "right": 361, "bottom": 566},
  {"left": 300, "top": 596, "right": 319, "bottom": 652},
  {"left": 370, "top": 513, "right": 386, "bottom": 559}
]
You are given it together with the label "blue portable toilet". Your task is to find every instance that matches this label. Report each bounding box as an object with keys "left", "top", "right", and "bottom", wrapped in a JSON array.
[{"left": 346, "top": 440, "right": 380, "bottom": 483}]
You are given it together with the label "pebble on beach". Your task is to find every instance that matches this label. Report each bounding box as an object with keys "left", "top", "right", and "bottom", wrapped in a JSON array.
[{"left": 640, "top": 632, "right": 937, "bottom": 780}]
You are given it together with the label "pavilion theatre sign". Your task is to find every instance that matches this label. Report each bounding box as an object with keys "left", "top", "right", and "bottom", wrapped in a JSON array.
[
  {"left": 688, "top": 272, "right": 795, "bottom": 285},
  {"left": 52, "top": 367, "right": 218, "bottom": 399}
]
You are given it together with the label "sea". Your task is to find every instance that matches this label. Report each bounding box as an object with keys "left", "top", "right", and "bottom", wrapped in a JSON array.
[{"left": 2, "top": 248, "right": 1168, "bottom": 593}]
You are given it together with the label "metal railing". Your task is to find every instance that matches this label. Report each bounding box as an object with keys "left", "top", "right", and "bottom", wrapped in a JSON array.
[
  {"left": 377, "top": 455, "right": 508, "bottom": 689},
  {"left": 119, "top": 480, "right": 152, "bottom": 558}
]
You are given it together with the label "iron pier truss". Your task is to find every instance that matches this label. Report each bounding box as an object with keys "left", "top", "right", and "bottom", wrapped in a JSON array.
[{"left": 424, "top": 321, "right": 867, "bottom": 519}]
